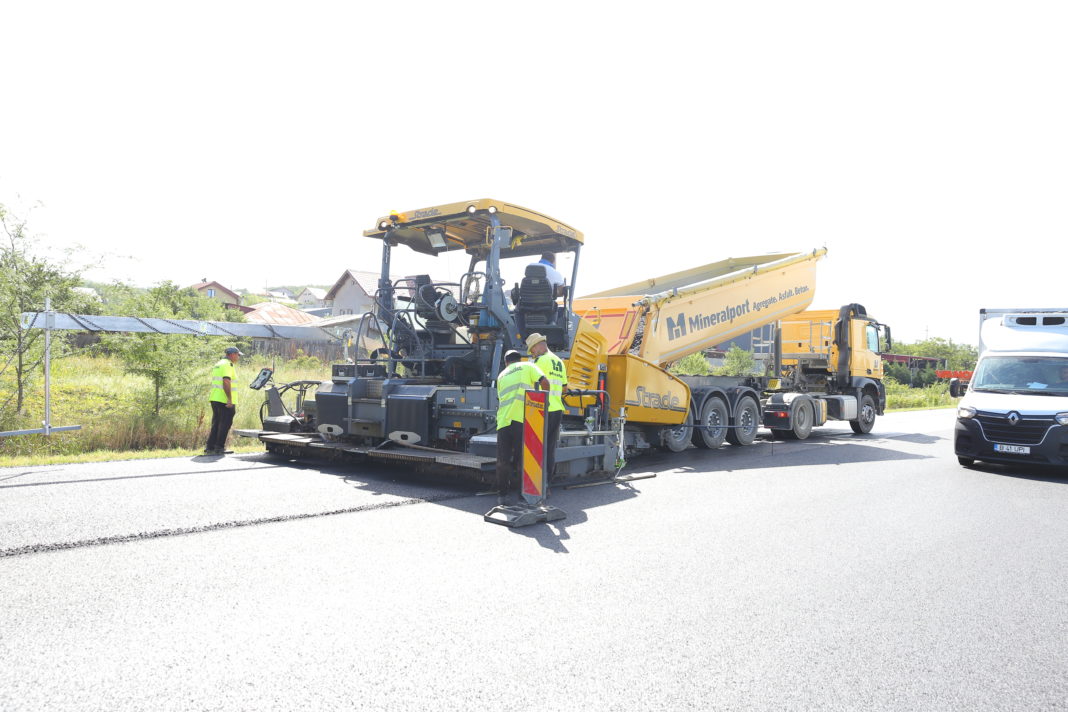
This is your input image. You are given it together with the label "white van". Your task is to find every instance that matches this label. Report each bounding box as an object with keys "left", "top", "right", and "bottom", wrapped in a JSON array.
[{"left": 954, "top": 309, "right": 1068, "bottom": 468}]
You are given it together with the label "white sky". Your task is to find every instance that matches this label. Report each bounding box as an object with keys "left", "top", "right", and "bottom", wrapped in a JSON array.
[{"left": 2, "top": 1, "right": 1066, "bottom": 346}]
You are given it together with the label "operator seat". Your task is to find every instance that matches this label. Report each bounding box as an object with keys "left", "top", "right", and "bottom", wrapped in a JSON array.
[
  {"left": 412, "top": 274, "right": 454, "bottom": 346},
  {"left": 515, "top": 264, "right": 565, "bottom": 349}
]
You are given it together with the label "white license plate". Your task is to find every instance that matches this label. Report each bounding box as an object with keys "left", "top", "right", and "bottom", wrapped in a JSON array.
[{"left": 994, "top": 443, "right": 1031, "bottom": 455}]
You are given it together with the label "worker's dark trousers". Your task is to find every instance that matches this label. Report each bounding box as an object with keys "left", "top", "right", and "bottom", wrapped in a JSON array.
[
  {"left": 206, "top": 401, "right": 236, "bottom": 451},
  {"left": 545, "top": 409, "right": 562, "bottom": 480},
  {"left": 496, "top": 421, "right": 524, "bottom": 495}
]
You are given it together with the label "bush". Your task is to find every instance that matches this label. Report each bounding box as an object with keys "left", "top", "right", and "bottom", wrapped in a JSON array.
[{"left": 884, "top": 377, "right": 957, "bottom": 410}]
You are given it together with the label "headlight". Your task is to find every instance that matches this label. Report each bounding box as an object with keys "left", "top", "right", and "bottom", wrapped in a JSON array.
[
  {"left": 1056, "top": 412, "right": 1068, "bottom": 426},
  {"left": 957, "top": 406, "right": 977, "bottom": 419}
]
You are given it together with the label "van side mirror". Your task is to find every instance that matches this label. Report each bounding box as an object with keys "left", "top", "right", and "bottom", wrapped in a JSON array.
[{"left": 949, "top": 378, "right": 966, "bottom": 398}]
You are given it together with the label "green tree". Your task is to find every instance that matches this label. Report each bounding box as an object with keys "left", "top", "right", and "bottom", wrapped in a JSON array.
[
  {"left": 0, "top": 202, "right": 97, "bottom": 414},
  {"left": 884, "top": 363, "right": 913, "bottom": 385},
  {"left": 103, "top": 282, "right": 246, "bottom": 416},
  {"left": 669, "top": 352, "right": 711, "bottom": 376},
  {"left": 713, "top": 344, "right": 758, "bottom": 377},
  {"left": 893, "top": 337, "right": 977, "bottom": 370}
]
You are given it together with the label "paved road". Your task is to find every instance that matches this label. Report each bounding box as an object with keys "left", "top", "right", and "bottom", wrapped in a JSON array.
[{"left": 1, "top": 410, "right": 1066, "bottom": 711}]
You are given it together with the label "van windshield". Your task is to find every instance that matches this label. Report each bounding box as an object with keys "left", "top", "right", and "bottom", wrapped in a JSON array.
[{"left": 972, "top": 356, "right": 1068, "bottom": 395}]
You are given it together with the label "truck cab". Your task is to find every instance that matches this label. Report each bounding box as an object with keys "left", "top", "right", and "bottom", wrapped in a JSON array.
[{"left": 955, "top": 309, "right": 1068, "bottom": 468}]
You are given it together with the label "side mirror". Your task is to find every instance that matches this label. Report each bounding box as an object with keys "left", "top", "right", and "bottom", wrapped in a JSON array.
[
  {"left": 883, "top": 324, "right": 892, "bottom": 351},
  {"left": 949, "top": 378, "right": 967, "bottom": 398}
]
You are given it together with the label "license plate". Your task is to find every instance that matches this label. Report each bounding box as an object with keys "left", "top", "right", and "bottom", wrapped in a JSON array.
[{"left": 994, "top": 443, "right": 1030, "bottom": 455}]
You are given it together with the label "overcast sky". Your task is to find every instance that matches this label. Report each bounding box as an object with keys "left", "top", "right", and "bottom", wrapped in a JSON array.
[{"left": 3, "top": 1, "right": 1066, "bottom": 345}]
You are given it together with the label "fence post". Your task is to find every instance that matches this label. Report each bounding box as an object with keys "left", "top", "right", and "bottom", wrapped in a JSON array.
[{"left": 43, "top": 297, "right": 53, "bottom": 436}]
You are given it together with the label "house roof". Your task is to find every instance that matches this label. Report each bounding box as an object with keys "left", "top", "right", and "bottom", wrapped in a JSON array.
[
  {"left": 244, "top": 301, "right": 323, "bottom": 326},
  {"left": 325, "top": 270, "right": 383, "bottom": 301},
  {"left": 190, "top": 281, "right": 240, "bottom": 302},
  {"left": 298, "top": 287, "right": 328, "bottom": 300},
  {"left": 325, "top": 270, "right": 454, "bottom": 301}
]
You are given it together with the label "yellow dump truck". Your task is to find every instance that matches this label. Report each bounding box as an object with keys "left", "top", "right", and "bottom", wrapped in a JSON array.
[
  {"left": 247, "top": 200, "right": 890, "bottom": 480},
  {"left": 572, "top": 252, "right": 891, "bottom": 449}
]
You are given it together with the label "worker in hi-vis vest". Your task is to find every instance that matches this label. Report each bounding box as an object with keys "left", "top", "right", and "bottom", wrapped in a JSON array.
[
  {"left": 495, "top": 349, "right": 549, "bottom": 505},
  {"left": 205, "top": 346, "right": 243, "bottom": 455},
  {"left": 526, "top": 332, "right": 567, "bottom": 480}
]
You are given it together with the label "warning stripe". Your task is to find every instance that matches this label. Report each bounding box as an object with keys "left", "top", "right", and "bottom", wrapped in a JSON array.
[{"left": 522, "top": 391, "right": 546, "bottom": 497}]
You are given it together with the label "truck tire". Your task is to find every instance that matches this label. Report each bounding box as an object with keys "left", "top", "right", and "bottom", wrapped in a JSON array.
[
  {"left": 661, "top": 410, "right": 692, "bottom": 453},
  {"left": 692, "top": 397, "right": 728, "bottom": 449},
  {"left": 785, "top": 400, "right": 813, "bottom": 440},
  {"left": 850, "top": 394, "right": 876, "bottom": 434},
  {"left": 726, "top": 396, "right": 759, "bottom": 446}
]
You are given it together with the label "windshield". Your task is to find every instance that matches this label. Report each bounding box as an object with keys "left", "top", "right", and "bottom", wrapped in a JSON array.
[{"left": 972, "top": 355, "right": 1068, "bottom": 395}]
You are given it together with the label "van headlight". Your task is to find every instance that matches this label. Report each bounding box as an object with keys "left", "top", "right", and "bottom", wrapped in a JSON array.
[
  {"left": 1056, "top": 413, "right": 1068, "bottom": 426},
  {"left": 957, "top": 406, "right": 977, "bottom": 420}
]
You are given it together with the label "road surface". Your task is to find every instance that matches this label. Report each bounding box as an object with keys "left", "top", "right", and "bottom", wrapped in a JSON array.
[{"left": 1, "top": 409, "right": 1066, "bottom": 711}]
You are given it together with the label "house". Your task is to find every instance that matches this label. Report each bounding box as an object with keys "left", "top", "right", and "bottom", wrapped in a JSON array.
[
  {"left": 243, "top": 302, "right": 340, "bottom": 360},
  {"left": 324, "top": 269, "right": 455, "bottom": 318},
  {"left": 296, "top": 287, "right": 328, "bottom": 308},
  {"left": 244, "top": 301, "right": 322, "bottom": 326},
  {"left": 269, "top": 286, "right": 297, "bottom": 300},
  {"left": 324, "top": 270, "right": 384, "bottom": 317},
  {"left": 266, "top": 290, "right": 295, "bottom": 303},
  {"left": 190, "top": 279, "right": 241, "bottom": 307}
]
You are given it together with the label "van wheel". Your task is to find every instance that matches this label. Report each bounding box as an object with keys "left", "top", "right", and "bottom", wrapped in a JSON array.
[
  {"left": 785, "top": 400, "right": 813, "bottom": 440},
  {"left": 661, "top": 410, "right": 692, "bottom": 453},
  {"left": 850, "top": 394, "right": 876, "bottom": 434},
  {"left": 726, "top": 397, "right": 759, "bottom": 446},
  {"left": 692, "top": 397, "right": 728, "bottom": 449},
  {"left": 957, "top": 456, "right": 975, "bottom": 467}
]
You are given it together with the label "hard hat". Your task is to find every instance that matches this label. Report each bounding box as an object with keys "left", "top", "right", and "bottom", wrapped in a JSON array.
[
  {"left": 525, "top": 333, "right": 547, "bottom": 350},
  {"left": 225, "top": 347, "right": 245, "bottom": 356}
]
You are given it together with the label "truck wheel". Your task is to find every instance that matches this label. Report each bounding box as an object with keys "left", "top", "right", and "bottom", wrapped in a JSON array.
[
  {"left": 785, "top": 400, "right": 813, "bottom": 440},
  {"left": 661, "top": 410, "right": 692, "bottom": 453},
  {"left": 850, "top": 394, "right": 876, "bottom": 434},
  {"left": 957, "top": 456, "right": 975, "bottom": 467},
  {"left": 692, "top": 397, "right": 728, "bottom": 449},
  {"left": 726, "top": 397, "right": 759, "bottom": 446}
]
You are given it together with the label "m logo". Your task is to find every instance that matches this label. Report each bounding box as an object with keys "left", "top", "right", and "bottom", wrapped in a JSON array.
[{"left": 665, "top": 313, "right": 687, "bottom": 341}]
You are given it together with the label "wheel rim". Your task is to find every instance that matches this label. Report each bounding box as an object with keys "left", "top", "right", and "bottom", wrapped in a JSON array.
[
  {"left": 705, "top": 411, "right": 724, "bottom": 439},
  {"left": 861, "top": 403, "right": 875, "bottom": 425},
  {"left": 739, "top": 404, "right": 756, "bottom": 437}
]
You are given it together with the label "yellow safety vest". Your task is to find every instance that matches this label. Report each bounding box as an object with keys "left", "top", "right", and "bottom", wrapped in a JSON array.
[
  {"left": 535, "top": 350, "right": 567, "bottom": 413},
  {"left": 209, "top": 358, "right": 236, "bottom": 404},
  {"left": 496, "top": 361, "right": 545, "bottom": 429}
]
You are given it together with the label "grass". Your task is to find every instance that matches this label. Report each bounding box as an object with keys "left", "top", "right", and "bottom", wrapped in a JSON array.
[
  {"left": 883, "top": 378, "right": 958, "bottom": 410},
  {"left": 0, "top": 352, "right": 330, "bottom": 467},
  {"left": 0, "top": 441, "right": 265, "bottom": 468}
]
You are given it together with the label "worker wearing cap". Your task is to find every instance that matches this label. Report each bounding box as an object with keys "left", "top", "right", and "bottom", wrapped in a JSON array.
[
  {"left": 495, "top": 349, "right": 549, "bottom": 505},
  {"left": 205, "top": 346, "right": 243, "bottom": 455},
  {"left": 526, "top": 332, "right": 567, "bottom": 479}
]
